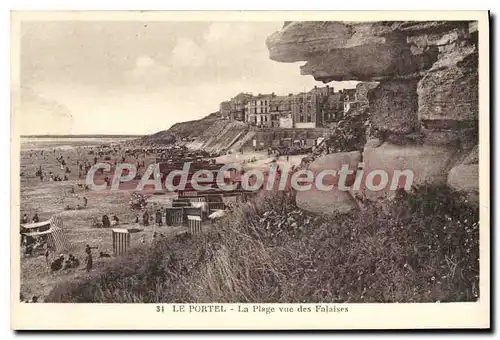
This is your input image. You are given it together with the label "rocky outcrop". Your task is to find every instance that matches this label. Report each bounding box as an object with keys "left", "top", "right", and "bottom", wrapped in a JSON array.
[
  {"left": 368, "top": 79, "right": 420, "bottom": 134},
  {"left": 267, "top": 20, "right": 479, "bottom": 213},
  {"left": 266, "top": 22, "right": 438, "bottom": 82},
  {"left": 294, "top": 151, "right": 361, "bottom": 215},
  {"left": 447, "top": 146, "right": 479, "bottom": 205},
  {"left": 296, "top": 188, "right": 357, "bottom": 215},
  {"left": 362, "top": 142, "right": 458, "bottom": 199},
  {"left": 416, "top": 25, "right": 478, "bottom": 130},
  {"left": 448, "top": 164, "right": 479, "bottom": 193},
  {"left": 266, "top": 20, "right": 478, "bottom": 142},
  {"left": 307, "top": 150, "right": 361, "bottom": 175},
  {"left": 295, "top": 151, "right": 361, "bottom": 215}
]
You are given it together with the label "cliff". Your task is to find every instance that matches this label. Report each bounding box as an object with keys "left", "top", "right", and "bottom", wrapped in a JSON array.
[
  {"left": 143, "top": 111, "right": 253, "bottom": 154},
  {"left": 267, "top": 20, "right": 479, "bottom": 213},
  {"left": 184, "top": 119, "right": 252, "bottom": 154},
  {"left": 166, "top": 111, "right": 220, "bottom": 140}
]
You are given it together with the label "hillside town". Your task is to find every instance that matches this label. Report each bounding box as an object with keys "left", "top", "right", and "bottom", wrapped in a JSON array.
[{"left": 218, "top": 82, "right": 378, "bottom": 129}]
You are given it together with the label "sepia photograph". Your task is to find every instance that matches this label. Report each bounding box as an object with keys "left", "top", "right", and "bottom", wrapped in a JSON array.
[{"left": 10, "top": 10, "right": 490, "bottom": 330}]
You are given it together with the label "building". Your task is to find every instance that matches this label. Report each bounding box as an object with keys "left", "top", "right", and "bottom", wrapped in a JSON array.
[
  {"left": 270, "top": 94, "right": 292, "bottom": 128},
  {"left": 319, "top": 92, "right": 344, "bottom": 124},
  {"left": 218, "top": 83, "right": 376, "bottom": 129},
  {"left": 219, "top": 101, "right": 231, "bottom": 120},
  {"left": 222, "top": 93, "right": 253, "bottom": 122},
  {"left": 291, "top": 85, "right": 342, "bottom": 128},
  {"left": 310, "top": 85, "right": 345, "bottom": 127},
  {"left": 246, "top": 93, "right": 274, "bottom": 128},
  {"left": 279, "top": 115, "right": 294, "bottom": 128},
  {"left": 291, "top": 92, "right": 315, "bottom": 128}
]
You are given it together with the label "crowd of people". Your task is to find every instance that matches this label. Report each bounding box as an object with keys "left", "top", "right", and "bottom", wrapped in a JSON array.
[
  {"left": 48, "top": 244, "right": 112, "bottom": 274},
  {"left": 20, "top": 141, "right": 241, "bottom": 302}
]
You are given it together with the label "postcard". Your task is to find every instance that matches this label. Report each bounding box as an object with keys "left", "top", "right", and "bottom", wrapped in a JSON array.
[{"left": 11, "top": 10, "right": 490, "bottom": 330}]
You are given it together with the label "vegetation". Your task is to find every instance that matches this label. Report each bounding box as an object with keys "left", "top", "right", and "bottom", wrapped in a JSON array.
[
  {"left": 325, "top": 108, "right": 368, "bottom": 153},
  {"left": 46, "top": 183, "right": 479, "bottom": 303}
]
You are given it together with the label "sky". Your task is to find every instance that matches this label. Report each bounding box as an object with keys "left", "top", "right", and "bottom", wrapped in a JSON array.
[{"left": 19, "top": 21, "right": 357, "bottom": 135}]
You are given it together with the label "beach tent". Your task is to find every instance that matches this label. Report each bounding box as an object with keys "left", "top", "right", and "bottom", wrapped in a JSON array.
[
  {"left": 111, "top": 228, "right": 131, "bottom": 256},
  {"left": 20, "top": 215, "right": 70, "bottom": 252}
]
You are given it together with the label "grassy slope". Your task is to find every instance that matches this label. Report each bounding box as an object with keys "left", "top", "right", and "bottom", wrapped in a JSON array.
[
  {"left": 165, "top": 112, "right": 220, "bottom": 140},
  {"left": 46, "top": 185, "right": 479, "bottom": 303}
]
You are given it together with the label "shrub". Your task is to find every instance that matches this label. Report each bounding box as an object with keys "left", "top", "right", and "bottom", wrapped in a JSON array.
[{"left": 46, "top": 186, "right": 479, "bottom": 303}]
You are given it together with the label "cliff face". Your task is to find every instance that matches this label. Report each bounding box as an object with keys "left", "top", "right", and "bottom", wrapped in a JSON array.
[
  {"left": 167, "top": 112, "right": 220, "bottom": 140},
  {"left": 266, "top": 21, "right": 478, "bottom": 136},
  {"left": 185, "top": 120, "right": 251, "bottom": 154},
  {"left": 145, "top": 112, "right": 253, "bottom": 154},
  {"left": 267, "top": 20, "right": 479, "bottom": 212}
]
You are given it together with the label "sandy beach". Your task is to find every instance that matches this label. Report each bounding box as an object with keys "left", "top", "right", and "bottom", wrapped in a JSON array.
[
  {"left": 19, "top": 137, "right": 184, "bottom": 300},
  {"left": 19, "top": 137, "right": 306, "bottom": 300}
]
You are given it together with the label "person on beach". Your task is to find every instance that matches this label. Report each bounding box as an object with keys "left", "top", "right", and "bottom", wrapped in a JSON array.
[
  {"left": 82, "top": 196, "right": 88, "bottom": 208},
  {"left": 21, "top": 214, "right": 28, "bottom": 224},
  {"left": 70, "top": 254, "right": 80, "bottom": 268},
  {"left": 63, "top": 256, "right": 73, "bottom": 270},
  {"left": 85, "top": 244, "right": 98, "bottom": 272},
  {"left": 44, "top": 247, "right": 50, "bottom": 266},
  {"left": 155, "top": 210, "right": 163, "bottom": 226},
  {"left": 50, "top": 254, "right": 65, "bottom": 272},
  {"left": 85, "top": 252, "right": 93, "bottom": 272},
  {"left": 102, "top": 214, "right": 110, "bottom": 228},
  {"left": 111, "top": 215, "right": 120, "bottom": 226},
  {"left": 143, "top": 210, "right": 150, "bottom": 226},
  {"left": 32, "top": 213, "right": 39, "bottom": 223}
]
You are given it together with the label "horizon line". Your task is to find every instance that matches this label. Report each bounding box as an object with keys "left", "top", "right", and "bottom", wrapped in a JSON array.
[{"left": 21, "top": 134, "right": 146, "bottom": 138}]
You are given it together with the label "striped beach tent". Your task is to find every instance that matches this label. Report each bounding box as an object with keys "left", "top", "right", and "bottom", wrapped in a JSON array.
[
  {"left": 187, "top": 215, "right": 202, "bottom": 235},
  {"left": 20, "top": 216, "right": 71, "bottom": 252},
  {"left": 48, "top": 215, "right": 70, "bottom": 251},
  {"left": 111, "top": 228, "right": 131, "bottom": 256}
]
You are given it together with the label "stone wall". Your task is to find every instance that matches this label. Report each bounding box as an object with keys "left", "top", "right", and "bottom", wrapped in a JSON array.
[
  {"left": 266, "top": 20, "right": 479, "bottom": 214},
  {"left": 245, "top": 127, "right": 332, "bottom": 149}
]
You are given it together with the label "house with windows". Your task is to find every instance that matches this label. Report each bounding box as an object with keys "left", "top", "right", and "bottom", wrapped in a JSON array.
[
  {"left": 269, "top": 94, "right": 293, "bottom": 128},
  {"left": 246, "top": 93, "right": 274, "bottom": 128},
  {"left": 218, "top": 83, "right": 375, "bottom": 129}
]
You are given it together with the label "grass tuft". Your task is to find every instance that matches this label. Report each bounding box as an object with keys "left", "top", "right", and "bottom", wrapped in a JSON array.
[{"left": 45, "top": 185, "right": 479, "bottom": 303}]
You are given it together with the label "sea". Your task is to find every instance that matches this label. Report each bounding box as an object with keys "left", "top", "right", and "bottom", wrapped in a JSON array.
[{"left": 20, "top": 136, "right": 140, "bottom": 151}]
